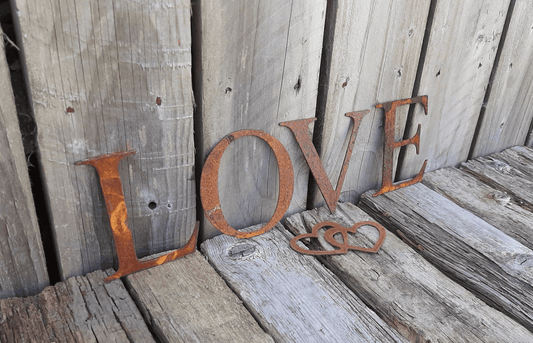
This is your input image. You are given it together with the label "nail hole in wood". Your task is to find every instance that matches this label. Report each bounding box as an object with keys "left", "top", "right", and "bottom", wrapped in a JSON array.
[
  {"left": 148, "top": 202, "right": 157, "bottom": 210},
  {"left": 156, "top": 97, "right": 162, "bottom": 106}
]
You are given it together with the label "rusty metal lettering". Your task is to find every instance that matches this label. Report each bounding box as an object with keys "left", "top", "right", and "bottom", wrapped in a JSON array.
[
  {"left": 76, "top": 151, "right": 199, "bottom": 282},
  {"left": 374, "top": 96, "right": 428, "bottom": 197},
  {"left": 280, "top": 110, "right": 369, "bottom": 213},
  {"left": 200, "top": 130, "right": 294, "bottom": 238},
  {"left": 290, "top": 220, "right": 386, "bottom": 255}
]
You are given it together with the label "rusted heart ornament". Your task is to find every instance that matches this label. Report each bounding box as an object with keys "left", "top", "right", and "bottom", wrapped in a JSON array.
[{"left": 290, "top": 220, "right": 386, "bottom": 255}]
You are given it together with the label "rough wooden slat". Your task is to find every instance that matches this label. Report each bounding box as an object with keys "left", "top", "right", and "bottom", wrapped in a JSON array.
[
  {"left": 199, "top": 0, "right": 327, "bottom": 239},
  {"left": 359, "top": 183, "right": 533, "bottom": 332},
  {"left": 124, "top": 251, "right": 273, "bottom": 343},
  {"left": 489, "top": 145, "right": 533, "bottom": 179},
  {"left": 423, "top": 167, "right": 533, "bottom": 251},
  {"left": 471, "top": 0, "right": 533, "bottom": 157},
  {"left": 201, "top": 224, "right": 408, "bottom": 343},
  {"left": 460, "top": 147, "right": 533, "bottom": 207},
  {"left": 12, "top": 0, "right": 196, "bottom": 279},
  {"left": 311, "top": 0, "right": 430, "bottom": 207},
  {"left": 398, "top": 0, "right": 510, "bottom": 179},
  {"left": 286, "top": 202, "right": 533, "bottom": 343},
  {"left": 0, "top": 27, "right": 48, "bottom": 298},
  {"left": 0, "top": 269, "right": 155, "bottom": 342}
]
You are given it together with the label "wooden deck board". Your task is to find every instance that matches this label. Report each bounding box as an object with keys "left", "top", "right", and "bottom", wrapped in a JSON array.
[
  {"left": 359, "top": 183, "right": 533, "bottom": 332},
  {"left": 124, "top": 251, "right": 273, "bottom": 343},
  {"left": 0, "top": 269, "right": 155, "bottom": 343},
  {"left": 201, "top": 223, "right": 407, "bottom": 343}
]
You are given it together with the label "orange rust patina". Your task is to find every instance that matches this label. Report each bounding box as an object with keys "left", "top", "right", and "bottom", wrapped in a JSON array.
[
  {"left": 200, "top": 130, "right": 294, "bottom": 238},
  {"left": 76, "top": 151, "right": 198, "bottom": 282},
  {"left": 290, "top": 220, "right": 386, "bottom": 255},
  {"left": 280, "top": 110, "right": 369, "bottom": 214},
  {"left": 374, "top": 96, "right": 428, "bottom": 197}
]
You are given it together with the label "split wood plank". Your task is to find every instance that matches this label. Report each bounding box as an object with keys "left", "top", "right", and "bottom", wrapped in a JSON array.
[
  {"left": 398, "top": 0, "right": 511, "bottom": 179},
  {"left": 460, "top": 146, "right": 533, "bottom": 207},
  {"left": 0, "top": 28, "right": 48, "bottom": 298},
  {"left": 198, "top": 0, "right": 327, "bottom": 239},
  {"left": 0, "top": 269, "right": 155, "bottom": 343},
  {"left": 471, "top": 0, "right": 533, "bottom": 157},
  {"left": 123, "top": 251, "right": 274, "bottom": 343},
  {"left": 285, "top": 202, "right": 533, "bottom": 343},
  {"left": 12, "top": 0, "right": 197, "bottom": 279},
  {"left": 201, "top": 223, "right": 408, "bottom": 343},
  {"left": 310, "top": 0, "right": 430, "bottom": 207},
  {"left": 358, "top": 183, "right": 533, "bottom": 332},
  {"left": 422, "top": 167, "right": 533, "bottom": 251}
]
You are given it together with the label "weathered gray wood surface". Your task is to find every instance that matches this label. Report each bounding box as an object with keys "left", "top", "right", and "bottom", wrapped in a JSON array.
[
  {"left": 398, "top": 0, "right": 510, "bottom": 179},
  {"left": 201, "top": 224, "right": 408, "bottom": 343},
  {"left": 471, "top": 0, "right": 533, "bottom": 157},
  {"left": 124, "top": 251, "right": 273, "bottom": 343},
  {"left": 199, "top": 0, "right": 327, "bottom": 239},
  {"left": 12, "top": 0, "right": 196, "bottom": 279},
  {"left": 359, "top": 183, "right": 533, "bottom": 332},
  {"left": 0, "top": 28, "right": 48, "bottom": 298},
  {"left": 0, "top": 269, "right": 155, "bottom": 342},
  {"left": 310, "top": 0, "right": 430, "bottom": 207},
  {"left": 461, "top": 146, "right": 533, "bottom": 206},
  {"left": 423, "top": 167, "right": 533, "bottom": 250},
  {"left": 286, "top": 202, "right": 533, "bottom": 343}
]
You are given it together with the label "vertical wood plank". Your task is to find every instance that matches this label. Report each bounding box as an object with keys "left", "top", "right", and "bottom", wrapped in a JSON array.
[
  {"left": 310, "top": 0, "right": 430, "bottom": 207},
  {"left": 12, "top": 0, "right": 196, "bottom": 279},
  {"left": 471, "top": 0, "right": 533, "bottom": 157},
  {"left": 0, "top": 30, "right": 48, "bottom": 298},
  {"left": 398, "top": 0, "right": 510, "bottom": 179},
  {"left": 199, "top": 0, "right": 327, "bottom": 239}
]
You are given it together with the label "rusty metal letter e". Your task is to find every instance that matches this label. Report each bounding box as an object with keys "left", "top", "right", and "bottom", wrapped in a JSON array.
[
  {"left": 76, "top": 151, "right": 199, "bottom": 282},
  {"left": 374, "top": 96, "right": 428, "bottom": 197}
]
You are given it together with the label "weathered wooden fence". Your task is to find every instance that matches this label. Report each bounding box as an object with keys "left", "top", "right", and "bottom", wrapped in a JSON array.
[{"left": 1, "top": 0, "right": 532, "bottom": 294}]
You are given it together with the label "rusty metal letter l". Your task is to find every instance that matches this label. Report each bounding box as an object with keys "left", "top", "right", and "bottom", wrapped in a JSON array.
[
  {"left": 76, "top": 151, "right": 199, "bottom": 282},
  {"left": 374, "top": 96, "right": 428, "bottom": 197}
]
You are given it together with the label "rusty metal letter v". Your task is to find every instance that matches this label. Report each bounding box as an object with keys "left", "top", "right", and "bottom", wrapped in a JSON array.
[{"left": 76, "top": 151, "right": 199, "bottom": 282}]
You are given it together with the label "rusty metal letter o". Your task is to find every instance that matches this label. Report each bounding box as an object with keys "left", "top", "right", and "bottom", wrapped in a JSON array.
[{"left": 200, "top": 130, "right": 294, "bottom": 238}]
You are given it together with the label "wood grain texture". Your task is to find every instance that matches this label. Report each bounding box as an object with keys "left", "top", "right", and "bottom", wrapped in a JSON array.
[
  {"left": 359, "top": 183, "right": 533, "bottom": 332},
  {"left": 124, "top": 251, "right": 274, "bottom": 343},
  {"left": 423, "top": 166, "right": 533, "bottom": 250},
  {"left": 12, "top": 0, "right": 196, "bottom": 279},
  {"left": 0, "top": 269, "right": 155, "bottom": 342},
  {"left": 285, "top": 202, "right": 533, "bottom": 343},
  {"left": 311, "top": 0, "right": 430, "bottom": 207},
  {"left": 201, "top": 224, "right": 408, "bottom": 343},
  {"left": 398, "top": 0, "right": 510, "bottom": 179},
  {"left": 0, "top": 29, "right": 48, "bottom": 298},
  {"left": 472, "top": 0, "right": 533, "bottom": 157},
  {"left": 199, "top": 0, "right": 326, "bottom": 239},
  {"left": 460, "top": 146, "right": 533, "bottom": 206}
]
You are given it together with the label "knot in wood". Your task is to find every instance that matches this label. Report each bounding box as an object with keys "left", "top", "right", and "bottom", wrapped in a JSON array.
[{"left": 228, "top": 243, "right": 256, "bottom": 259}]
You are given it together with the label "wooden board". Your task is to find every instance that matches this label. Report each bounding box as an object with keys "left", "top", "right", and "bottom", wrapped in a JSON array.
[
  {"left": 310, "top": 0, "right": 430, "bottom": 207},
  {"left": 198, "top": 0, "right": 327, "bottom": 239},
  {"left": 0, "top": 27, "right": 48, "bottom": 298},
  {"left": 0, "top": 269, "right": 155, "bottom": 342},
  {"left": 470, "top": 0, "right": 533, "bottom": 158},
  {"left": 423, "top": 167, "right": 533, "bottom": 250},
  {"left": 358, "top": 183, "right": 533, "bottom": 332},
  {"left": 285, "top": 202, "right": 533, "bottom": 343},
  {"left": 124, "top": 251, "right": 273, "bottom": 343},
  {"left": 398, "top": 0, "right": 511, "bottom": 179},
  {"left": 460, "top": 146, "right": 533, "bottom": 206},
  {"left": 201, "top": 224, "right": 408, "bottom": 343},
  {"left": 12, "top": 0, "right": 197, "bottom": 279}
]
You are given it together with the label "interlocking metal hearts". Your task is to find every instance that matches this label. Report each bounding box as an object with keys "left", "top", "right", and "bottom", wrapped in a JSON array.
[{"left": 290, "top": 220, "right": 386, "bottom": 255}]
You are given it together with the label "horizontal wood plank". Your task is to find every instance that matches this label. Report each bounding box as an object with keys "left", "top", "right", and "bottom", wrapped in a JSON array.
[
  {"left": 359, "top": 183, "right": 533, "bottom": 332},
  {"left": 124, "top": 251, "right": 274, "bottom": 343},
  {"left": 285, "top": 202, "right": 533, "bottom": 343},
  {"left": 0, "top": 269, "right": 155, "bottom": 342},
  {"left": 201, "top": 223, "right": 408, "bottom": 343},
  {"left": 422, "top": 167, "right": 533, "bottom": 250}
]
